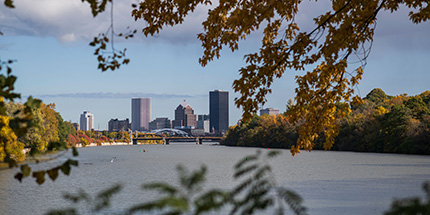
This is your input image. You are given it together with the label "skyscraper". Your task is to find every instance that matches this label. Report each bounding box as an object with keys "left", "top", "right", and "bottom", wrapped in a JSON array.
[
  {"left": 172, "top": 100, "right": 197, "bottom": 128},
  {"left": 131, "top": 98, "right": 151, "bottom": 131},
  {"left": 80, "top": 111, "right": 94, "bottom": 131},
  {"left": 209, "top": 90, "right": 229, "bottom": 133}
]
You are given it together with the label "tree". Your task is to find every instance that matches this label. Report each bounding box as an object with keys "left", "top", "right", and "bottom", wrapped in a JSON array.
[
  {"left": 84, "top": 0, "right": 430, "bottom": 155},
  {"left": 3, "top": 1, "right": 429, "bottom": 156}
]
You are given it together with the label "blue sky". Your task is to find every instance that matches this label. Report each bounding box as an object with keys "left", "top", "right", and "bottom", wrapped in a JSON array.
[{"left": 1, "top": 1, "right": 429, "bottom": 130}]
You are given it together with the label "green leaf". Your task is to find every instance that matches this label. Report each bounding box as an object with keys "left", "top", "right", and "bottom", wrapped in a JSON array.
[
  {"left": 72, "top": 147, "right": 79, "bottom": 156},
  {"left": 32, "top": 171, "right": 46, "bottom": 185},
  {"left": 234, "top": 163, "right": 258, "bottom": 179},
  {"left": 94, "top": 184, "right": 122, "bottom": 211},
  {"left": 143, "top": 183, "right": 178, "bottom": 195},
  {"left": 194, "top": 190, "right": 228, "bottom": 215},
  {"left": 20, "top": 164, "right": 31, "bottom": 177},
  {"left": 234, "top": 150, "right": 261, "bottom": 170},
  {"left": 47, "top": 168, "right": 59, "bottom": 181},
  {"left": 266, "top": 150, "right": 281, "bottom": 158},
  {"left": 4, "top": 0, "right": 15, "bottom": 8},
  {"left": 61, "top": 163, "right": 71, "bottom": 175},
  {"left": 66, "top": 159, "right": 79, "bottom": 167},
  {"left": 14, "top": 173, "right": 23, "bottom": 182}
]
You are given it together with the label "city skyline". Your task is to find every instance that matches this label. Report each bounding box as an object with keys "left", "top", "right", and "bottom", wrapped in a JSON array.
[
  {"left": 79, "top": 93, "right": 235, "bottom": 132},
  {"left": 1, "top": 1, "right": 429, "bottom": 130}
]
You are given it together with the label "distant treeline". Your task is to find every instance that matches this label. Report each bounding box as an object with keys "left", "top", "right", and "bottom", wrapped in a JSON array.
[{"left": 221, "top": 88, "right": 430, "bottom": 155}]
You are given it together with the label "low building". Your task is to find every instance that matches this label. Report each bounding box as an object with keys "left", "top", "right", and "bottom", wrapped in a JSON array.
[
  {"left": 149, "top": 117, "right": 172, "bottom": 130},
  {"left": 108, "top": 118, "right": 130, "bottom": 132},
  {"left": 260, "top": 108, "right": 279, "bottom": 116},
  {"left": 191, "top": 128, "right": 205, "bottom": 136}
]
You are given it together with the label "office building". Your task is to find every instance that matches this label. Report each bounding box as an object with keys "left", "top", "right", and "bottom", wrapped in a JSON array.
[
  {"left": 108, "top": 118, "right": 130, "bottom": 132},
  {"left": 197, "top": 114, "right": 210, "bottom": 133},
  {"left": 80, "top": 111, "right": 94, "bottom": 131},
  {"left": 260, "top": 108, "right": 280, "bottom": 116},
  {"left": 209, "top": 90, "right": 229, "bottom": 133},
  {"left": 149, "top": 117, "right": 172, "bottom": 130},
  {"left": 131, "top": 98, "right": 151, "bottom": 131},
  {"left": 172, "top": 100, "right": 197, "bottom": 128}
]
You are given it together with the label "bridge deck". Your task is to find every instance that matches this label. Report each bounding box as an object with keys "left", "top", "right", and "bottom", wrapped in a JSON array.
[{"left": 132, "top": 136, "right": 222, "bottom": 145}]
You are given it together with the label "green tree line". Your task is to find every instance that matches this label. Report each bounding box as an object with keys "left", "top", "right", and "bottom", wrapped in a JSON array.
[{"left": 222, "top": 88, "right": 430, "bottom": 155}]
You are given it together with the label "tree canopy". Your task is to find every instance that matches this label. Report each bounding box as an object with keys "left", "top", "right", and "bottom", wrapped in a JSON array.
[{"left": 3, "top": 0, "right": 429, "bottom": 155}]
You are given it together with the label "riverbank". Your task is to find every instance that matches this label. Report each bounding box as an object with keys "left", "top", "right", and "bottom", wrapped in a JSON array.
[{"left": 74, "top": 141, "right": 163, "bottom": 148}]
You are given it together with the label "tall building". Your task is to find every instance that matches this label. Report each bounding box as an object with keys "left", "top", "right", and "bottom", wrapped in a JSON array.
[
  {"left": 108, "top": 118, "right": 130, "bottom": 132},
  {"left": 197, "top": 114, "right": 210, "bottom": 133},
  {"left": 149, "top": 117, "right": 172, "bottom": 130},
  {"left": 80, "top": 111, "right": 94, "bottom": 131},
  {"left": 260, "top": 108, "right": 280, "bottom": 116},
  {"left": 172, "top": 100, "right": 197, "bottom": 128},
  {"left": 210, "top": 90, "right": 229, "bottom": 133},
  {"left": 131, "top": 98, "right": 151, "bottom": 131}
]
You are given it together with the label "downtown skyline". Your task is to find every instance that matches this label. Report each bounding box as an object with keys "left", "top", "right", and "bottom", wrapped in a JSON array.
[{"left": 1, "top": 1, "right": 429, "bottom": 130}]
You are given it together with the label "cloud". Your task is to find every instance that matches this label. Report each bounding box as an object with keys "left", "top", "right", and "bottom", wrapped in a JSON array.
[
  {"left": 34, "top": 92, "right": 206, "bottom": 99},
  {"left": 1, "top": 1, "right": 428, "bottom": 48},
  {"left": 0, "top": 0, "right": 209, "bottom": 44}
]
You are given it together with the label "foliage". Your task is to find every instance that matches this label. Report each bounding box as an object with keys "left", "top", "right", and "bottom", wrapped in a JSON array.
[
  {"left": 46, "top": 184, "right": 122, "bottom": 215},
  {"left": 5, "top": 0, "right": 429, "bottom": 155},
  {"left": 14, "top": 153, "right": 79, "bottom": 185},
  {"left": 78, "top": 0, "right": 430, "bottom": 155},
  {"left": 223, "top": 89, "right": 430, "bottom": 155},
  {"left": 0, "top": 115, "right": 24, "bottom": 161},
  {"left": 46, "top": 150, "right": 307, "bottom": 215},
  {"left": 334, "top": 89, "right": 430, "bottom": 154},
  {"left": 222, "top": 114, "right": 297, "bottom": 149},
  {"left": 0, "top": 59, "right": 42, "bottom": 170},
  {"left": 384, "top": 181, "right": 430, "bottom": 215}
]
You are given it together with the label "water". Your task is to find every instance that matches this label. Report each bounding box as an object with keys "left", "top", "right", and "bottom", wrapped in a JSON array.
[{"left": 1, "top": 143, "right": 429, "bottom": 215}]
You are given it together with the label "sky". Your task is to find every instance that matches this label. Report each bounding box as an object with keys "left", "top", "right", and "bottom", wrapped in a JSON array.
[{"left": 0, "top": 0, "right": 429, "bottom": 130}]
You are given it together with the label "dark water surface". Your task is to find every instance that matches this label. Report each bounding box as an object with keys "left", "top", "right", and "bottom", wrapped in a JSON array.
[{"left": 1, "top": 143, "right": 429, "bottom": 215}]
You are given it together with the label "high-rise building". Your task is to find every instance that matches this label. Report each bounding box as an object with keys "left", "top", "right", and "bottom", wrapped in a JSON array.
[
  {"left": 108, "top": 118, "right": 130, "bottom": 132},
  {"left": 197, "top": 114, "right": 210, "bottom": 133},
  {"left": 210, "top": 90, "right": 229, "bottom": 133},
  {"left": 260, "top": 108, "right": 280, "bottom": 116},
  {"left": 131, "top": 98, "right": 151, "bottom": 131},
  {"left": 80, "top": 111, "right": 94, "bottom": 131},
  {"left": 172, "top": 100, "right": 197, "bottom": 128}
]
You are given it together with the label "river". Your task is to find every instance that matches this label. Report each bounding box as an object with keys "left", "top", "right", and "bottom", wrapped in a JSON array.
[{"left": 1, "top": 143, "right": 429, "bottom": 215}]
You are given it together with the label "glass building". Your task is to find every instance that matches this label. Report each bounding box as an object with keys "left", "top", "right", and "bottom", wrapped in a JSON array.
[
  {"left": 209, "top": 90, "right": 229, "bottom": 133},
  {"left": 131, "top": 98, "right": 151, "bottom": 131}
]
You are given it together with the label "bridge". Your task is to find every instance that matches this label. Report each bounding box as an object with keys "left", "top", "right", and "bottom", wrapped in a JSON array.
[{"left": 132, "top": 136, "right": 222, "bottom": 145}]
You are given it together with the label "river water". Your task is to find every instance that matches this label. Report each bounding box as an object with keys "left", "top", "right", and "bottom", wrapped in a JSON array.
[{"left": 1, "top": 143, "right": 429, "bottom": 215}]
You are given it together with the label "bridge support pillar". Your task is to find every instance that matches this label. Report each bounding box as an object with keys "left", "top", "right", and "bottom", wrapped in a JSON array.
[
  {"left": 162, "top": 137, "right": 166, "bottom": 145},
  {"left": 166, "top": 139, "right": 170, "bottom": 145},
  {"left": 132, "top": 139, "right": 137, "bottom": 145}
]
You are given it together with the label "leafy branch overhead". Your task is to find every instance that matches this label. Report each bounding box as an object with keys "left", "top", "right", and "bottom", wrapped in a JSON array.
[
  {"left": 14, "top": 147, "right": 79, "bottom": 185},
  {"left": 3, "top": 0, "right": 429, "bottom": 155},
  {"left": 80, "top": 0, "right": 429, "bottom": 155}
]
